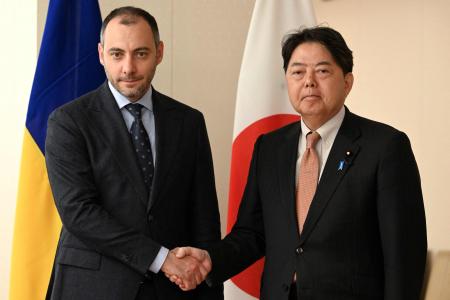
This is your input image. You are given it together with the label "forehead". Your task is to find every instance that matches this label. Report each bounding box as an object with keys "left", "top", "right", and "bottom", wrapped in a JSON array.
[
  {"left": 289, "top": 42, "right": 335, "bottom": 65},
  {"left": 103, "top": 16, "right": 155, "bottom": 47}
]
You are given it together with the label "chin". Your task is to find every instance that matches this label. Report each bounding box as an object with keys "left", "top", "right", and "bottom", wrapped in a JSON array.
[
  {"left": 299, "top": 103, "right": 321, "bottom": 114},
  {"left": 119, "top": 89, "right": 137, "bottom": 99}
]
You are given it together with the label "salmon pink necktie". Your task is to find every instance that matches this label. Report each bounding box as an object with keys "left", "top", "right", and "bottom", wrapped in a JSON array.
[{"left": 297, "top": 131, "right": 321, "bottom": 233}]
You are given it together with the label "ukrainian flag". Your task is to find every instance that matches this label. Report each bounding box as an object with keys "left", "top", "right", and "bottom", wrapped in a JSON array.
[{"left": 9, "top": 1, "right": 105, "bottom": 299}]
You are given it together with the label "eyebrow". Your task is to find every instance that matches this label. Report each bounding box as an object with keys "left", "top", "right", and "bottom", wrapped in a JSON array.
[
  {"left": 107, "top": 47, "right": 151, "bottom": 53},
  {"left": 108, "top": 47, "right": 124, "bottom": 53},
  {"left": 134, "top": 47, "right": 150, "bottom": 52},
  {"left": 289, "top": 61, "right": 332, "bottom": 68}
]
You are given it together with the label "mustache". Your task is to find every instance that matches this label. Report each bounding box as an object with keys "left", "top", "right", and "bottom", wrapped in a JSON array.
[{"left": 118, "top": 76, "right": 143, "bottom": 81}]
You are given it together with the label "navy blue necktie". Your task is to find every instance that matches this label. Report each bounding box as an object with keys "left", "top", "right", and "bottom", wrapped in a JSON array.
[{"left": 125, "top": 103, "right": 154, "bottom": 192}]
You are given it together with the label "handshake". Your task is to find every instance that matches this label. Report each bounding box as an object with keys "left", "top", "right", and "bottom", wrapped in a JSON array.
[{"left": 161, "top": 247, "right": 211, "bottom": 291}]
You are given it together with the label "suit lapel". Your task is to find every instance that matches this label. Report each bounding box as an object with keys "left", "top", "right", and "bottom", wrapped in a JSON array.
[
  {"left": 277, "top": 122, "right": 302, "bottom": 237},
  {"left": 148, "top": 90, "right": 183, "bottom": 212},
  {"left": 300, "top": 108, "right": 361, "bottom": 244},
  {"left": 84, "top": 83, "right": 149, "bottom": 207}
]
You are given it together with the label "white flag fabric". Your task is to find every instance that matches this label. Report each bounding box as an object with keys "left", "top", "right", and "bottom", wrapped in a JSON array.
[{"left": 226, "top": 1, "right": 316, "bottom": 299}]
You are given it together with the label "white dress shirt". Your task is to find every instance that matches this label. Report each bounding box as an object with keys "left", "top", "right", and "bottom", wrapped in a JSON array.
[{"left": 295, "top": 106, "right": 346, "bottom": 186}]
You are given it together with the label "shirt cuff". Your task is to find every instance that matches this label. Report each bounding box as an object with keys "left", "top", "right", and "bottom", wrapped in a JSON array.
[{"left": 148, "top": 246, "right": 169, "bottom": 273}]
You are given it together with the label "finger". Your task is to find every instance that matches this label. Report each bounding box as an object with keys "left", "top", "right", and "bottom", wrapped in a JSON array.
[
  {"left": 185, "top": 270, "right": 201, "bottom": 290},
  {"left": 197, "top": 264, "right": 209, "bottom": 280},
  {"left": 180, "top": 285, "right": 191, "bottom": 291},
  {"left": 183, "top": 258, "right": 203, "bottom": 283},
  {"left": 175, "top": 247, "right": 187, "bottom": 258},
  {"left": 189, "top": 262, "right": 206, "bottom": 285},
  {"left": 194, "top": 256, "right": 211, "bottom": 279},
  {"left": 200, "top": 250, "right": 212, "bottom": 269},
  {"left": 176, "top": 281, "right": 187, "bottom": 291},
  {"left": 176, "top": 246, "right": 202, "bottom": 260},
  {"left": 190, "top": 261, "right": 208, "bottom": 282},
  {"left": 171, "top": 275, "right": 183, "bottom": 286},
  {"left": 193, "top": 269, "right": 203, "bottom": 285},
  {"left": 180, "top": 279, "right": 194, "bottom": 291},
  {"left": 191, "top": 248, "right": 209, "bottom": 263}
]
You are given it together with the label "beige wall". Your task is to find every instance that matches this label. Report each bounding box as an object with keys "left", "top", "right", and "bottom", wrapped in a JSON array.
[
  {"left": 312, "top": 0, "right": 450, "bottom": 253},
  {"left": 0, "top": 1, "right": 37, "bottom": 299},
  {"left": 1, "top": 0, "right": 449, "bottom": 298}
]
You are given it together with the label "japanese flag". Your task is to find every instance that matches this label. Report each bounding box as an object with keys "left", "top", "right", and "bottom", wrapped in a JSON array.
[{"left": 225, "top": 1, "right": 316, "bottom": 299}]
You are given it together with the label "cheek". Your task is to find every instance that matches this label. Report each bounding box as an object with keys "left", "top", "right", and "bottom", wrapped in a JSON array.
[
  {"left": 287, "top": 81, "right": 301, "bottom": 99},
  {"left": 321, "top": 86, "right": 346, "bottom": 108},
  {"left": 140, "top": 62, "right": 155, "bottom": 74},
  {"left": 104, "top": 62, "right": 120, "bottom": 75},
  {"left": 320, "top": 83, "right": 336, "bottom": 99}
]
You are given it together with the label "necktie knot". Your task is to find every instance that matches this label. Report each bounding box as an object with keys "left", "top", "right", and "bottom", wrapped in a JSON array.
[
  {"left": 125, "top": 103, "right": 144, "bottom": 120},
  {"left": 306, "top": 131, "right": 320, "bottom": 149}
]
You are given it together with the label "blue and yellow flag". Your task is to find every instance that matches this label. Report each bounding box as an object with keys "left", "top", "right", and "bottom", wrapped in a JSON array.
[{"left": 10, "top": 0, "right": 105, "bottom": 299}]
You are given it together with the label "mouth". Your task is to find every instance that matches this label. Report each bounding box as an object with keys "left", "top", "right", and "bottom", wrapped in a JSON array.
[
  {"left": 301, "top": 95, "right": 321, "bottom": 101},
  {"left": 119, "top": 78, "right": 142, "bottom": 84}
]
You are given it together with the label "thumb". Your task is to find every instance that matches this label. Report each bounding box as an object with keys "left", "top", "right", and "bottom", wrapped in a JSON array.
[{"left": 175, "top": 247, "right": 189, "bottom": 258}]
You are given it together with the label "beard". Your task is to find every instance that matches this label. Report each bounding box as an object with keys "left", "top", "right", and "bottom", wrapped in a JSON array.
[
  {"left": 105, "top": 69, "right": 153, "bottom": 101},
  {"left": 117, "top": 80, "right": 150, "bottom": 100}
]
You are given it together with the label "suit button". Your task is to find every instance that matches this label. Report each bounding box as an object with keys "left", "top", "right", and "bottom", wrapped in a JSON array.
[
  {"left": 121, "top": 254, "right": 130, "bottom": 261},
  {"left": 295, "top": 247, "right": 304, "bottom": 255},
  {"left": 148, "top": 214, "right": 154, "bottom": 222}
]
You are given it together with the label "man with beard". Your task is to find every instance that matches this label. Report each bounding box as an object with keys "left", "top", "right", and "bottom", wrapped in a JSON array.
[{"left": 45, "top": 6, "right": 223, "bottom": 300}]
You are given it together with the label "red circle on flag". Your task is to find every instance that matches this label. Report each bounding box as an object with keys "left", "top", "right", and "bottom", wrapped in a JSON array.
[{"left": 227, "top": 113, "right": 300, "bottom": 298}]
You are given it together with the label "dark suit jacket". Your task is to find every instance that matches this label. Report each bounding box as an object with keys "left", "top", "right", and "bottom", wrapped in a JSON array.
[
  {"left": 208, "top": 107, "right": 426, "bottom": 300},
  {"left": 45, "top": 82, "right": 223, "bottom": 300}
]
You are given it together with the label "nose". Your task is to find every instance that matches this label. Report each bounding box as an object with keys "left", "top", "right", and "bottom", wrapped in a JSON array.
[
  {"left": 305, "top": 72, "right": 316, "bottom": 88},
  {"left": 122, "top": 55, "right": 136, "bottom": 75}
]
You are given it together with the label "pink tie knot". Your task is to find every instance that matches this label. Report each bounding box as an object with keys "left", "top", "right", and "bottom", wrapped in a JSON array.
[{"left": 306, "top": 131, "right": 321, "bottom": 149}]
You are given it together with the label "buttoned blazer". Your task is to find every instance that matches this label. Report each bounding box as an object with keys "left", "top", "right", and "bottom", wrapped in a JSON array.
[
  {"left": 208, "top": 107, "right": 427, "bottom": 300},
  {"left": 45, "top": 82, "right": 223, "bottom": 300}
]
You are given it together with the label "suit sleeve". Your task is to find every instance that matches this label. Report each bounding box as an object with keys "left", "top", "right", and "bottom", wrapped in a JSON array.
[
  {"left": 45, "top": 108, "right": 161, "bottom": 276},
  {"left": 376, "top": 131, "right": 427, "bottom": 300},
  {"left": 189, "top": 114, "right": 224, "bottom": 299},
  {"left": 207, "top": 136, "right": 266, "bottom": 284}
]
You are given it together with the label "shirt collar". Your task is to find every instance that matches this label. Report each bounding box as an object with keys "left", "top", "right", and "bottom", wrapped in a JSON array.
[
  {"left": 108, "top": 81, "right": 153, "bottom": 112},
  {"left": 300, "top": 106, "right": 345, "bottom": 146}
]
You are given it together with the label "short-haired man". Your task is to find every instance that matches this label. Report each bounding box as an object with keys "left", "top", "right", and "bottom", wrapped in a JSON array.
[
  {"left": 174, "top": 26, "right": 427, "bottom": 300},
  {"left": 45, "top": 6, "right": 223, "bottom": 300}
]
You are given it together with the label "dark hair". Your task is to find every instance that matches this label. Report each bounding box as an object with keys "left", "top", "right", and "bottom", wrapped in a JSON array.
[
  {"left": 100, "top": 6, "right": 160, "bottom": 46},
  {"left": 282, "top": 26, "right": 353, "bottom": 74}
]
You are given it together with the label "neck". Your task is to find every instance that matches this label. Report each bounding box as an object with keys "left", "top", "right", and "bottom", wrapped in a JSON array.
[{"left": 302, "top": 118, "right": 325, "bottom": 131}]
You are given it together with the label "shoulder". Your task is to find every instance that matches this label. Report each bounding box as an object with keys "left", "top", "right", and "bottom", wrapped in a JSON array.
[
  {"left": 346, "top": 111, "right": 413, "bottom": 155},
  {"left": 153, "top": 89, "right": 204, "bottom": 119},
  {"left": 49, "top": 84, "right": 105, "bottom": 120},
  {"left": 351, "top": 112, "right": 399, "bottom": 133},
  {"left": 259, "top": 120, "right": 300, "bottom": 143},
  {"left": 248, "top": 120, "right": 301, "bottom": 154},
  {"left": 348, "top": 111, "right": 407, "bottom": 141},
  {"left": 267, "top": 120, "right": 300, "bottom": 136}
]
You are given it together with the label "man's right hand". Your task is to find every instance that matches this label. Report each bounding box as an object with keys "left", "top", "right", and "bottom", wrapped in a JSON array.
[
  {"left": 161, "top": 248, "right": 209, "bottom": 291},
  {"left": 165, "top": 247, "right": 212, "bottom": 291}
]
